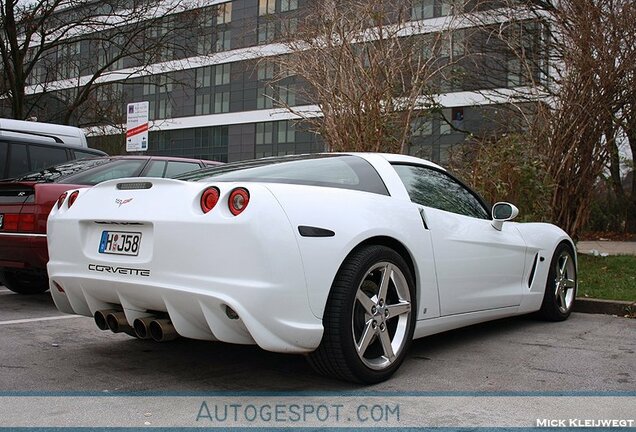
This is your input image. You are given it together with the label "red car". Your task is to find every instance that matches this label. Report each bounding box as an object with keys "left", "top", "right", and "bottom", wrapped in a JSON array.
[{"left": 0, "top": 156, "right": 221, "bottom": 294}]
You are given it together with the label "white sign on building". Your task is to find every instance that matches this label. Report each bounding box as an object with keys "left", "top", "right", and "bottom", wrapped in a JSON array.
[{"left": 126, "top": 102, "right": 149, "bottom": 152}]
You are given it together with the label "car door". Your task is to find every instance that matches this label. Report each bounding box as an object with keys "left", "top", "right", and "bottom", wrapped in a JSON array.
[{"left": 393, "top": 163, "right": 527, "bottom": 316}]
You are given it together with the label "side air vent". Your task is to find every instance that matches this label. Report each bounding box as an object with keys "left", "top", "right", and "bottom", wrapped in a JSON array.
[
  {"left": 116, "top": 182, "right": 152, "bottom": 190},
  {"left": 528, "top": 253, "right": 539, "bottom": 288},
  {"left": 298, "top": 226, "right": 335, "bottom": 238}
]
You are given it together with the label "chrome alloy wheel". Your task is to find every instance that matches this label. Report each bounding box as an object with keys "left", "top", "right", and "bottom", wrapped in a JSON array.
[
  {"left": 554, "top": 251, "right": 576, "bottom": 314},
  {"left": 351, "top": 262, "right": 412, "bottom": 370}
]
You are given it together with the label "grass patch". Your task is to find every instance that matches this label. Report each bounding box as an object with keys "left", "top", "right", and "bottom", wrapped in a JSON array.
[{"left": 577, "top": 254, "right": 636, "bottom": 301}]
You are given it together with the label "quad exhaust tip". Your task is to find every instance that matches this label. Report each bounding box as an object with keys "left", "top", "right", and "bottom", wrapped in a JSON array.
[
  {"left": 148, "top": 318, "right": 179, "bottom": 342},
  {"left": 95, "top": 309, "right": 178, "bottom": 341},
  {"left": 105, "top": 311, "right": 134, "bottom": 334},
  {"left": 94, "top": 309, "right": 117, "bottom": 331},
  {"left": 132, "top": 317, "right": 154, "bottom": 340}
]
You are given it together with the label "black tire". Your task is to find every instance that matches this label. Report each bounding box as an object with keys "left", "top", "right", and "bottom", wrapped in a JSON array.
[
  {"left": 538, "top": 242, "right": 577, "bottom": 321},
  {"left": 0, "top": 270, "right": 50, "bottom": 295},
  {"left": 308, "top": 245, "right": 416, "bottom": 384}
]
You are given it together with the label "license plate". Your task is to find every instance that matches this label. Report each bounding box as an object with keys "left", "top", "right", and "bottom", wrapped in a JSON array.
[
  {"left": 0, "top": 214, "right": 3, "bottom": 229},
  {"left": 98, "top": 231, "right": 142, "bottom": 256}
]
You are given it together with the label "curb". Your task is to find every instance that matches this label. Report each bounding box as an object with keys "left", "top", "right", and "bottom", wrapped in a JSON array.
[{"left": 574, "top": 298, "right": 635, "bottom": 316}]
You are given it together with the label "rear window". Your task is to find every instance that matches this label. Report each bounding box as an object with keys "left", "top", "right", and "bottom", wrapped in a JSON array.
[
  {"left": 178, "top": 155, "right": 389, "bottom": 195},
  {"left": 29, "top": 144, "right": 68, "bottom": 171},
  {"left": 17, "top": 158, "right": 112, "bottom": 183},
  {"left": 8, "top": 143, "right": 28, "bottom": 178},
  {"left": 60, "top": 159, "right": 146, "bottom": 185}
]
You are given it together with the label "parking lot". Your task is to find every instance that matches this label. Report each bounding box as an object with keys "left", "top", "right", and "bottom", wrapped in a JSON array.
[{"left": 1, "top": 285, "right": 635, "bottom": 393}]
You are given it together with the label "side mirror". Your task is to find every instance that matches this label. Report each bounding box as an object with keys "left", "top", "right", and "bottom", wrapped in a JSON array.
[{"left": 491, "top": 202, "right": 519, "bottom": 231}]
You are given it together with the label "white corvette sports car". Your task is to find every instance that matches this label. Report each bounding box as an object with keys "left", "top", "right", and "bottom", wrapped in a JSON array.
[{"left": 47, "top": 153, "right": 577, "bottom": 383}]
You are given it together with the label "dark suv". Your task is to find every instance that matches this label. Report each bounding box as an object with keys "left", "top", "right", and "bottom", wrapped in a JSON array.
[{"left": 0, "top": 130, "right": 106, "bottom": 180}]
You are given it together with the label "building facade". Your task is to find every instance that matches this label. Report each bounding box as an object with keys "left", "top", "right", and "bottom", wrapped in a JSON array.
[{"left": 10, "top": 0, "right": 544, "bottom": 163}]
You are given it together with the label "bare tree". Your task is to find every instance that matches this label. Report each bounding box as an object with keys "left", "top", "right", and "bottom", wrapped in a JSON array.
[
  {"left": 450, "top": 0, "right": 635, "bottom": 238},
  {"left": 603, "top": 0, "right": 636, "bottom": 232},
  {"left": 267, "top": 0, "right": 464, "bottom": 154},
  {"left": 0, "top": 0, "right": 208, "bottom": 125}
]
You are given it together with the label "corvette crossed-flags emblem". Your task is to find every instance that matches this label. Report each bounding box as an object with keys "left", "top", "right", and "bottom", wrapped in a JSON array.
[{"left": 115, "top": 198, "right": 133, "bottom": 207}]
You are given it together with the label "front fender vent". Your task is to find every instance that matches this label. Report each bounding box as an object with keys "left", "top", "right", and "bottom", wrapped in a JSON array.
[{"left": 528, "top": 253, "right": 539, "bottom": 288}]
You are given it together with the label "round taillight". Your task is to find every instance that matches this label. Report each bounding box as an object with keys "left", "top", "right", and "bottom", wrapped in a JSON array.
[
  {"left": 200, "top": 187, "right": 220, "bottom": 214},
  {"left": 228, "top": 188, "right": 250, "bottom": 216},
  {"left": 57, "top": 192, "right": 68, "bottom": 209},
  {"left": 67, "top": 190, "right": 79, "bottom": 208}
]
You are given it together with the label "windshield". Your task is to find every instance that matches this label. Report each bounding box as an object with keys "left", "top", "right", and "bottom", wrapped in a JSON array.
[{"left": 177, "top": 154, "right": 389, "bottom": 195}]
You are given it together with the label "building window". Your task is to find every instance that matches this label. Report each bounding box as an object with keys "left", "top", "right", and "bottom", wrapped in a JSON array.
[
  {"left": 215, "top": 63, "right": 231, "bottom": 86},
  {"left": 452, "top": 29, "right": 465, "bottom": 57},
  {"left": 257, "top": 86, "right": 275, "bottom": 109},
  {"left": 441, "top": 0, "right": 464, "bottom": 16},
  {"left": 256, "top": 122, "right": 274, "bottom": 145},
  {"left": 143, "top": 75, "right": 173, "bottom": 96},
  {"left": 57, "top": 41, "right": 81, "bottom": 79},
  {"left": 157, "top": 99, "right": 172, "bottom": 119},
  {"left": 196, "top": 6, "right": 216, "bottom": 28},
  {"left": 216, "top": 29, "right": 231, "bottom": 51},
  {"left": 257, "top": 62, "right": 274, "bottom": 80},
  {"left": 281, "top": 16, "right": 298, "bottom": 36},
  {"left": 197, "top": 34, "right": 213, "bottom": 55},
  {"left": 451, "top": 107, "right": 464, "bottom": 129},
  {"left": 412, "top": 0, "right": 434, "bottom": 20},
  {"left": 278, "top": 83, "right": 296, "bottom": 106},
  {"left": 440, "top": 107, "right": 464, "bottom": 134},
  {"left": 256, "top": 122, "right": 274, "bottom": 158},
  {"left": 440, "top": 108, "right": 453, "bottom": 135},
  {"left": 259, "top": 0, "right": 275, "bottom": 15},
  {"left": 257, "top": 21, "right": 276, "bottom": 44},
  {"left": 213, "top": 90, "right": 230, "bottom": 113},
  {"left": 278, "top": 120, "right": 295, "bottom": 143},
  {"left": 96, "top": 82, "right": 123, "bottom": 102},
  {"left": 411, "top": 118, "right": 433, "bottom": 137},
  {"left": 441, "top": 65, "right": 465, "bottom": 92},
  {"left": 195, "top": 93, "right": 211, "bottom": 115},
  {"left": 507, "top": 58, "right": 522, "bottom": 87},
  {"left": 280, "top": 0, "right": 298, "bottom": 12},
  {"left": 218, "top": 2, "right": 232, "bottom": 24},
  {"left": 196, "top": 66, "right": 212, "bottom": 88}
]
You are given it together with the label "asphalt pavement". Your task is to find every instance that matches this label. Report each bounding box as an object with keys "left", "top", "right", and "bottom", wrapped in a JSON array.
[{"left": 0, "top": 286, "right": 634, "bottom": 392}]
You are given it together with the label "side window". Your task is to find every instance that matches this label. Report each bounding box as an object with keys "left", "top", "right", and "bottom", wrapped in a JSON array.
[
  {"left": 29, "top": 145, "right": 68, "bottom": 171},
  {"left": 393, "top": 164, "right": 489, "bottom": 219},
  {"left": 7, "top": 143, "right": 29, "bottom": 178},
  {"left": 144, "top": 160, "right": 167, "bottom": 177},
  {"left": 0, "top": 142, "right": 7, "bottom": 178},
  {"left": 164, "top": 161, "right": 201, "bottom": 178},
  {"left": 73, "top": 150, "right": 101, "bottom": 160}
]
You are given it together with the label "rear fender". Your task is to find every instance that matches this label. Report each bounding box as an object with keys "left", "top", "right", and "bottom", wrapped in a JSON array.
[{"left": 265, "top": 184, "right": 439, "bottom": 321}]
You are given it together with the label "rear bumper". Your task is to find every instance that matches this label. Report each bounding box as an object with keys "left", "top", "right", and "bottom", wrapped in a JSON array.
[
  {"left": 46, "top": 182, "right": 324, "bottom": 353},
  {"left": 49, "top": 270, "right": 323, "bottom": 353},
  {"left": 0, "top": 233, "right": 48, "bottom": 271}
]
